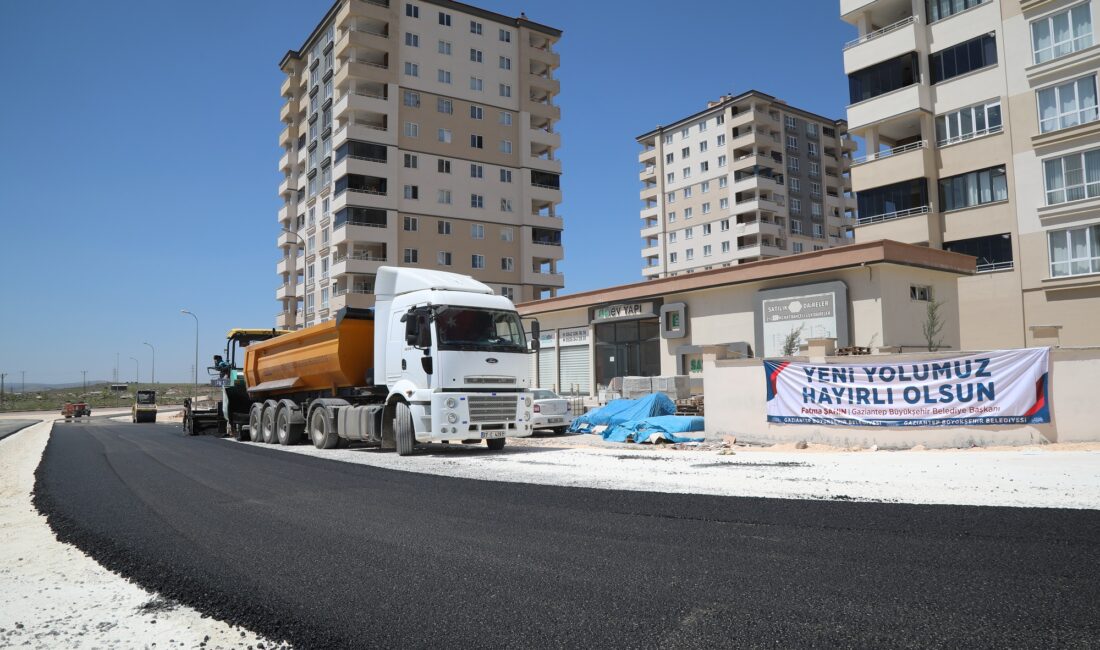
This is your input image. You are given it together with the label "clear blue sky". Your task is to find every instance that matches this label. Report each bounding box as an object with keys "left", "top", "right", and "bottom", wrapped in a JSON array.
[{"left": 0, "top": 1, "right": 855, "bottom": 385}]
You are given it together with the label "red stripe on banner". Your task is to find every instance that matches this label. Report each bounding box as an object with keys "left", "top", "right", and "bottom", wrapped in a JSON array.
[
  {"left": 1024, "top": 375, "right": 1046, "bottom": 417},
  {"left": 769, "top": 361, "right": 789, "bottom": 396}
]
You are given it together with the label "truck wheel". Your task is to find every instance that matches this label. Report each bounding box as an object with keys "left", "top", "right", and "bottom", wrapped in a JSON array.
[
  {"left": 309, "top": 407, "right": 339, "bottom": 449},
  {"left": 276, "top": 407, "right": 302, "bottom": 446},
  {"left": 248, "top": 403, "right": 264, "bottom": 442},
  {"left": 261, "top": 402, "right": 278, "bottom": 444},
  {"left": 486, "top": 438, "right": 506, "bottom": 451},
  {"left": 394, "top": 402, "right": 415, "bottom": 456}
]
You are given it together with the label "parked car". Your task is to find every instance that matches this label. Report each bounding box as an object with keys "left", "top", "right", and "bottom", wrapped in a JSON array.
[{"left": 531, "top": 389, "right": 572, "bottom": 434}]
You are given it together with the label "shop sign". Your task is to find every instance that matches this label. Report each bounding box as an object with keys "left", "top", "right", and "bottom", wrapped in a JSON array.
[
  {"left": 559, "top": 326, "right": 589, "bottom": 346},
  {"left": 592, "top": 302, "right": 655, "bottom": 322}
]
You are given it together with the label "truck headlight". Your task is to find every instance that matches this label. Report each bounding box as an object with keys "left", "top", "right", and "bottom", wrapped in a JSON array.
[
  {"left": 445, "top": 397, "right": 457, "bottom": 409},
  {"left": 523, "top": 411, "right": 531, "bottom": 421},
  {"left": 447, "top": 412, "right": 458, "bottom": 424},
  {"left": 524, "top": 395, "right": 533, "bottom": 407}
]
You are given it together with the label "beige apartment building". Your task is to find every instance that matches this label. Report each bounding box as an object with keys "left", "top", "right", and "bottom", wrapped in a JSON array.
[
  {"left": 637, "top": 91, "right": 858, "bottom": 279},
  {"left": 841, "top": 0, "right": 1100, "bottom": 348},
  {"left": 276, "top": 0, "right": 563, "bottom": 328}
]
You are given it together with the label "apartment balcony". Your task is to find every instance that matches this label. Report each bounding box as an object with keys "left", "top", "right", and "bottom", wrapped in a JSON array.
[
  {"left": 729, "top": 110, "right": 760, "bottom": 129},
  {"left": 280, "top": 75, "right": 297, "bottom": 98},
  {"left": 279, "top": 100, "right": 295, "bottom": 123},
  {"left": 734, "top": 243, "right": 784, "bottom": 260},
  {"left": 278, "top": 175, "right": 293, "bottom": 198},
  {"left": 336, "top": 0, "right": 393, "bottom": 28},
  {"left": 332, "top": 250, "right": 387, "bottom": 277},
  {"left": 524, "top": 96, "right": 561, "bottom": 121},
  {"left": 335, "top": 153, "right": 391, "bottom": 182},
  {"left": 279, "top": 149, "right": 293, "bottom": 174},
  {"left": 527, "top": 72, "right": 560, "bottom": 95},
  {"left": 735, "top": 219, "right": 784, "bottom": 238},
  {"left": 847, "top": 83, "right": 930, "bottom": 132},
  {"left": 638, "top": 147, "right": 657, "bottom": 165},
  {"left": 850, "top": 140, "right": 930, "bottom": 193},
  {"left": 854, "top": 206, "right": 938, "bottom": 245},
  {"left": 275, "top": 312, "right": 294, "bottom": 328},
  {"left": 334, "top": 89, "right": 391, "bottom": 121},
  {"left": 530, "top": 240, "right": 564, "bottom": 259},
  {"left": 279, "top": 123, "right": 297, "bottom": 148},
  {"left": 334, "top": 119, "right": 395, "bottom": 147},
  {"left": 640, "top": 223, "right": 661, "bottom": 238},
  {"left": 843, "top": 16, "right": 918, "bottom": 74},
  {"left": 524, "top": 148, "right": 562, "bottom": 174},
  {"left": 730, "top": 128, "right": 773, "bottom": 151},
  {"left": 276, "top": 257, "right": 294, "bottom": 275},
  {"left": 639, "top": 184, "right": 659, "bottom": 202},
  {"left": 275, "top": 284, "right": 296, "bottom": 300},
  {"left": 334, "top": 60, "right": 394, "bottom": 90},
  {"left": 526, "top": 42, "right": 560, "bottom": 68},
  {"left": 336, "top": 24, "right": 391, "bottom": 58},
  {"left": 277, "top": 203, "right": 293, "bottom": 224},
  {"left": 640, "top": 204, "right": 659, "bottom": 220},
  {"left": 732, "top": 196, "right": 780, "bottom": 215},
  {"left": 529, "top": 181, "right": 561, "bottom": 203},
  {"left": 528, "top": 124, "right": 561, "bottom": 150},
  {"left": 639, "top": 165, "right": 656, "bottom": 181},
  {"left": 330, "top": 288, "right": 376, "bottom": 311},
  {"left": 524, "top": 269, "right": 566, "bottom": 287},
  {"left": 331, "top": 219, "right": 391, "bottom": 246}
]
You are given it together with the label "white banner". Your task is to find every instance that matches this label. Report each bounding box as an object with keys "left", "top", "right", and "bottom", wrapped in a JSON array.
[{"left": 764, "top": 348, "right": 1051, "bottom": 426}]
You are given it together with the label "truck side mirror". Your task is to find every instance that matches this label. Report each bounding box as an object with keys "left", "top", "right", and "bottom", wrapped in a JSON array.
[
  {"left": 530, "top": 319, "right": 540, "bottom": 352},
  {"left": 415, "top": 313, "right": 432, "bottom": 349}
]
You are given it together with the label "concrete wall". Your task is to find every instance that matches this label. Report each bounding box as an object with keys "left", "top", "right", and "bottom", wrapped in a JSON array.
[{"left": 703, "top": 347, "right": 1100, "bottom": 448}]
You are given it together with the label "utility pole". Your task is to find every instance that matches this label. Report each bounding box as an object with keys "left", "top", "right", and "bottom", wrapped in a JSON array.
[
  {"left": 181, "top": 310, "right": 199, "bottom": 398},
  {"left": 81, "top": 370, "right": 87, "bottom": 395},
  {"left": 114, "top": 352, "right": 119, "bottom": 384},
  {"left": 129, "top": 357, "right": 139, "bottom": 386},
  {"left": 0, "top": 372, "right": 6, "bottom": 410},
  {"left": 21, "top": 370, "right": 25, "bottom": 395}
]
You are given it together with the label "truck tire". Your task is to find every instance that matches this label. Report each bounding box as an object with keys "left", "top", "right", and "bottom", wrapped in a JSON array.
[
  {"left": 394, "top": 401, "right": 415, "bottom": 456},
  {"left": 261, "top": 401, "right": 278, "bottom": 444},
  {"left": 309, "top": 406, "right": 339, "bottom": 449},
  {"left": 276, "top": 406, "right": 302, "bottom": 446},
  {"left": 487, "top": 438, "right": 506, "bottom": 451},
  {"left": 248, "top": 403, "right": 264, "bottom": 442}
]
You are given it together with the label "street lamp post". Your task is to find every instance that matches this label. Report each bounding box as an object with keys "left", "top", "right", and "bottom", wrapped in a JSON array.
[
  {"left": 143, "top": 342, "right": 156, "bottom": 385},
  {"left": 129, "top": 356, "right": 139, "bottom": 385},
  {"left": 281, "top": 227, "right": 306, "bottom": 330},
  {"left": 181, "top": 309, "right": 199, "bottom": 398}
]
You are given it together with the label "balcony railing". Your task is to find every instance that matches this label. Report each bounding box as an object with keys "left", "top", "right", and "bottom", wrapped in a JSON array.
[
  {"left": 852, "top": 140, "right": 926, "bottom": 165},
  {"left": 843, "top": 15, "right": 917, "bottom": 50},
  {"left": 363, "top": 0, "right": 389, "bottom": 6},
  {"left": 976, "top": 260, "right": 1014, "bottom": 273},
  {"left": 938, "top": 124, "right": 1002, "bottom": 148},
  {"left": 335, "top": 219, "right": 387, "bottom": 229},
  {"left": 856, "top": 205, "right": 930, "bottom": 226},
  {"left": 334, "top": 251, "right": 387, "bottom": 262}
]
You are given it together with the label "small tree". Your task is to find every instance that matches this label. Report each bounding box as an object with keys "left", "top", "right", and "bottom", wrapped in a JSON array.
[
  {"left": 782, "top": 325, "right": 803, "bottom": 356},
  {"left": 922, "top": 299, "right": 946, "bottom": 352}
]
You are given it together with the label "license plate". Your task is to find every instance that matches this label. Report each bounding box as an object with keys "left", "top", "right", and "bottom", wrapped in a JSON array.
[
  {"left": 481, "top": 430, "right": 506, "bottom": 439},
  {"left": 548, "top": 418, "right": 563, "bottom": 423}
]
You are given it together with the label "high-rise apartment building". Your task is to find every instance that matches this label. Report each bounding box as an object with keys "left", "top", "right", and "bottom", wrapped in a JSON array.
[
  {"left": 637, "top": 91, "right": 857, "bottom": 278},
  {"left": 276, "top": 0, "right": 563, "bottom": 329},
  {"left": 841, "top": 0, "right": 1100, "bottom": 347}
]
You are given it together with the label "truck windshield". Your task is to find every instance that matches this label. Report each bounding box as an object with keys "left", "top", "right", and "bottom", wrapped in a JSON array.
[
  {"left": 434, "top": 308, "right": 527, "bottom": 352},
  {"left": 136, "top": 392, "right": 155, "bottom": 404}
]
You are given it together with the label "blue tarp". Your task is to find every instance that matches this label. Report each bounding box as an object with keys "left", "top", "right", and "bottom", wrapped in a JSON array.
[{"left": 569, "top": 394, "right": 705, "bottom": 444}]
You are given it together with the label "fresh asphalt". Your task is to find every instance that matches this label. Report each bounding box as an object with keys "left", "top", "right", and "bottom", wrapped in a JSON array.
[{"left": 33, "top": 420, "right": 1100, "bottom": 649}]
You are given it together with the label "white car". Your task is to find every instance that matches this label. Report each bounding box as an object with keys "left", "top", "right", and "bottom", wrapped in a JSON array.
[{"left": 530, "top": 389, "right": 573, "bottom": 434}]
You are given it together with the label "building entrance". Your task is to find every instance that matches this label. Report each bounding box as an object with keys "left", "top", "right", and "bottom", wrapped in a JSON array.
[{"left": 594, "top": 319, "right": 660, "bottom": 387}]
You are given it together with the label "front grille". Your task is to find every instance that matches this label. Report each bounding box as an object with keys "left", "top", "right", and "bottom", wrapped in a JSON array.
[
  {"left": 468, "top": 395, "right": 519, "bottom": 423},
  {"left": 465, "top": 376, "right": 517, "bottom": 384}
]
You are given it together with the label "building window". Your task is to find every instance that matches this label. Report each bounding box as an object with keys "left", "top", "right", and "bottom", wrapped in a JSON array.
[
  {"left": 438, "top": 11, "right": 451, "bottom": 26},
  {"left": 1048, "top": 225, "right": 1100, "bottom": 277},
  {"left": 501, "top": 257, "right": 514, "bottom": 271},
  {"left": 813, "top": 223, "right": 824, "bottom": 238},
  {"left": 703, "top": 245, "right": 712, "bottom": 257},
  {"left": 785, "top": 116, "right": 797, "bottom": 129},
  {"left": 668, "top": 232, "right": 677, "bottom": 243},
  {"left": 471, "top": 254, "right": 485, "bottom": 269},
  {"left": 700, "top": 161, "right": 709, "bottom": 173},
  {"left": 499, "top": 28, "right": 511, "bottom": 42},
  {"left": 720, "top": 219, "right": 729, "bottom": 231},
  {"left": 930, "top": 34, "right": 997, "bottom": 84},
  {"left": 1044, "top": 149, "right": 1100, "bottom": 204},
  {"left": 699, "top": 141, "right": 708, "bottom": 153},
  {"left": 470, "top": 105, "right": 483, "bottom": 119},
  {"left": 437, "top": 251, "right": 452, "bottom": 266},
  {"left": 685, "top": 227, "right": 694, "bottom": 240},
  {"left": 811, "top": 202, "right": 823, "bottom": 218},
  {"left": 402, "top": 91, "right": 420, "bottom": 108},
  {"left": 700, "top": 181, "right": 710, "bottom": 193},
  {"left": 406, "top": 3, "right": 419, "bottom": 18},
  {"left": 437, "top": 128, "right": 451, "bottom": 143},
  {"left": 682, "top": 167, "right": 691, "bottom": 179},
  {"left": 719, "top": 177, "right": 728, "bottom": 189},
  {"left": 935, "top": 100, "right": 1002, "bottom": 146},
  {"left": 405, "top": 33, "right": 419, "bottom": 47},
  {"left": 1032, "top": 4, "right": 1093, "bottom": 64},
  {"left": 684, "top": 207, "right": 693, "bottom": 219},
  {"left": 789, "top": 157, "right": 800, "bottom": 172},
  {"left": 666, "top": 192, "right": 676, "bottom": 204},
  {"left": 403, "top": 122, "right": 418, "bottom": 137},
  {"left": 499, "top": 83, "right": 512, "bottom": 98},
  {"left": 1038, "top": 76, "right": 1098, "bottom": 133},
  {"left": 404, "top": 62, "right": 419, "bottom": 77},
  {"left": 501, "top": 198, "right": 513, "bottom": 212},
  {"left": 437, "top": 189, "right": 452, "bottom": 204},
  {"left": 501, "top": 287, "right": 514, "bottom": 300},
  {"left": 438, "top": 159, "right": 451, "bottom": 173},
  {"left": 808, "top": 142, "right": 818, "bottom": 157},
  {"left": 500, "top": 139, "right": 512, "bottom": 153},
  {"left": 470, "top": 76, "right": 483, "bottom": 91},
  {"left": 500, "top": 169, "right": 512, "bottom": 182},
  {"left": 717, "top": 134, "right": 726, "bottom": 147},
  {"left": 435, "top": 97, "right": 453, "bottom": 114},
  {"left": 793, "top": 242, "right": 803, "bottom": 253},
  {"left": 403, "top": 248, "right": 418, "bottom": 263},
  {"left": 437, "top": 69, "right": 451, "bottom": 84},
  {"left": 471, "top": 194, "right": 484, "bottom": 208},
  {"left": 670, "top": 252, "right": 678, "bottom": 263},
  {"left": 471, "top": 224, "right": 485, "bottom": 239},
  {"left": 665, "top": 153, "right": 674, "bottom": 164},
  {"left": 470, "top": 135, "right": 484, "bottom": 149},
  {"left": 857, "top": 178, "right": 929, "bottom": 219},
  {"left": 945, "top": 233, "right": 1015, "bottom": 273},
  {"left": 470, "top": 163, "right": 483, "bottom": 178},
  {"left": 683, "top": 187, "right": 693, "bottom": 199},
  {"left": 403, "top": 153, "right": 418, "bottom": 168},
  {"left": 403, "top": 185, "right": 419, "bottom": 199},
  {"left": 438, "top": 40, "right": 451, "bottom": 55},
  {"left": 685, "top": 248, "right": 694, "bottom": 260},
  {"left": 403, "top": 216, "right": 418, "bottom": 231},
  {"left": 470, "top": 20, "right": 482, "bottom": 34},
  {"left": 470, "top": 48, "right": 482, "bottom": 63},
  {"left": 807, "top": 123, "right": 818, "bottom": 137},
  {"left": 702, "top": 203, "right": 711, "bottom": 215},
  {"left": 499, "top": 56, "right": 511, "bottom": 70},
  {"left": 702, "top": 223, "right": 712, "bottom": 235},
  {"left": 927, "top": 0, "right": 987, "bottom": 23},
  {"left": 500, "top": 111, "right": 512, "bottom": 125},
  {"left": 438, "top": 220, "right": 452, "bottom": 235},
  {"left": 939, "top": 166, "right": 1008, "bottom": 211},
  {"left": 790, "top": 178, "right": 801, "bottom": 192},
  {"left": 681, "top": 147, "right": 690, "bottom": 158},
  {"left": 718, "top": 155, "right": 727, "bottom": 167},
  {"left": 721, "top": 241, "right": 730, "bottom": 253},
  {"left": 698, "top": 120, "right": 708, "bottom": 132},
  {"left": 668, "top": 211, "right": 676, "bottom": 222},
  {"left": 791, "top": 199, "right": 802, "bottom": 214},
  {"left": 848, "top": 53, "right": 919, "bottom": 103}
]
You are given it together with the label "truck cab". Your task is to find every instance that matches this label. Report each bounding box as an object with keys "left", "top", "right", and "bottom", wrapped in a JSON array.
[
  {"left": 374, "top": 267, "right": 537, "bottom": 448},
  {"left": 132, "top": 390, "right": 157, "bottom": 423}
]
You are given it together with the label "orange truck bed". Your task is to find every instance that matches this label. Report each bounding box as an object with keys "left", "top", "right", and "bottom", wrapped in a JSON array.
[{"left": 243, "top": 310, "right": 375, "bottom": 396}]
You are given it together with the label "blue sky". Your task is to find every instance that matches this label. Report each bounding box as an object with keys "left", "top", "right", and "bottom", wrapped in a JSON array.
[{"left": 0, "top": 1, "right": 855, "bottom": 385}]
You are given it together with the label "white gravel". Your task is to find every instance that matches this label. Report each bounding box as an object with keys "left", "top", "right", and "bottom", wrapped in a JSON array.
[
  {"left": 0, "top": 418, "right": 275, "bottom": 649},
  {"left": 249, "top": 435, "right": 1100, "bottom": 509}
]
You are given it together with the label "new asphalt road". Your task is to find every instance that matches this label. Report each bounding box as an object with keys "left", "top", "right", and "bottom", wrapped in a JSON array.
[{"left": 34, "top": 420, "right": 1100, "bottom": 649}]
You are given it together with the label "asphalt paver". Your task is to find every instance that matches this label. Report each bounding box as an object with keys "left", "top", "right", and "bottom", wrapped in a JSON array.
[{"left": 33, "top": 420, "right": 1100, "bottom": 649}]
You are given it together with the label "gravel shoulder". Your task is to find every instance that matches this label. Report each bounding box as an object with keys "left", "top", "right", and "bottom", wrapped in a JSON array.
[
  {"left": 249, "top": 431, "right": 1100, "bottom": 509},
  {"left": 0, "top": 420, "right": 274, "bottom": 649}
]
